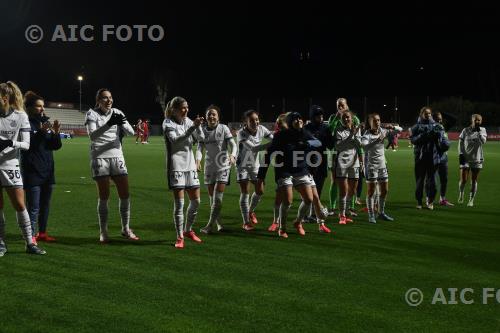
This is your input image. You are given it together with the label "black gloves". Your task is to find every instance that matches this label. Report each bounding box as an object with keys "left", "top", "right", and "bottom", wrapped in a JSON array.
[
  {"left": 106, "top": 112, "right": 125, "bottom": 127},
  {"left": 0, "top": 139, "right": 13, "bottom": 151},
  {"left": 459, "top": 154, "right": 466, "bottom": 165}
]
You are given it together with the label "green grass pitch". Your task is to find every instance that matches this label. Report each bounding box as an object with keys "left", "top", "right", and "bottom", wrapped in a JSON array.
[{"left": 1, "top": 137, "right": 499, "bottom": 332}]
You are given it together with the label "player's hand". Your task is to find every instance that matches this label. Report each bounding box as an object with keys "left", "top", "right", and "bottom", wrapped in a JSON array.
[
  {"left": 193, "top": 115, "right": 204, "bottom": 127},
  {"left": 53, "top": 120, "right": 61, "bottom": 134},
  {"left": 106, "top": 112, "right": 123, "bottom": 127},
  {"left": 195, "top": 160, "right": 201, "bottom": 172},
  {"left": 41, "top": 122, "right": 51, "bottom": 132},
  {"left": 0, "top": 139, "right": 13, "bottom": 151},
  {"left": 229, "top": 155, "right": 236, "bottom": 166}
]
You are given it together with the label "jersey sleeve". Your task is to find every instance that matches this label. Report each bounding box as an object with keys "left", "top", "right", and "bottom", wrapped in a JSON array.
[
  {"left": 223, "top": 125, "right": 233, "bottom": 140},
  {"left": 20, "top": 113, "right": 31, "bottom": 132},
  {"left": 84, "top": 110, "right": 96, "bottom": 126}
]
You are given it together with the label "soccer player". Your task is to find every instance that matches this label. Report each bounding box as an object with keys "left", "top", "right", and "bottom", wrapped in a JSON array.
[
  {"left": 236, "top": 110, "right": 273, "bottom": 231},
  {"left": 259, "top": 112, "right": 320, "bottom": 238},
  {"left": 327, "top": 98, "right": 363, "bottom": 217},
  {"left": 334, "top": 111, "right": 362, "bottom": 224},
  {"left": 433, "top": 112, "right": 453, "bottom": 206},
  {"left": 264, "top": 113, "right": 288, "bottom": 232},
  {"left": 196, "top": 105, "right": 237, "bottom": 234},
  {"left": 163, "top": 96, "right": 205, "bottom": 248},
  {"left": 135, "top": 119, "right": 143, "bottom": 144},
  {"left": 304, "top": 106, "right": 333, "bottom": 218},
  {"left": 21, "top": 91, "right": 62, "bottom": 242},
  {"left": 85, "top": 88, "right": 139, "bottom": 243},
  {"left": 410, "top": 107, "right": 449, "bottom": 209},
  {"left": 142, "top": 119, "right": 150, "bottom": 144},
  {"left": 458, "top": 114, "right": 487, "bottom": 207},
  {"left": 0, "top": 81, "right": 46, "bottom": 256},
  {"left": 361, "top": 114, "right": 402, "bottom": 223}
]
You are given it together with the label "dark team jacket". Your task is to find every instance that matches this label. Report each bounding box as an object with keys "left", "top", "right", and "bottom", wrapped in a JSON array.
[
  {"left": 410, "top": 118, "right": 449, "bottom": 165},
  {"left": 258, "top": 128, "right": 321, "bottom": 182},
  {"left": 304, "top": 121, "right": 334, "bottom": 175},
  {"left": 20, "top": 116, "right": 62, "bottom": 186}
]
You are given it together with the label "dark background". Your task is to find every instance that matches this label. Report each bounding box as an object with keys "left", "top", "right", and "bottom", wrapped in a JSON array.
[{"left": 1, "top": 1, "right": 499, "bottom": 125}]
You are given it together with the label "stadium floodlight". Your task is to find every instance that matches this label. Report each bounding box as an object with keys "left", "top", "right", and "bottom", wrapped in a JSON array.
[{"left": 77, "top": 75, "right": 83, "bottom": 112}]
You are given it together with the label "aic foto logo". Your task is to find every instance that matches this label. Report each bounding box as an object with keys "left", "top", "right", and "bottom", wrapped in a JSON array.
[{"left": 26, "top": 25, "right": 165, "bottom": 44}]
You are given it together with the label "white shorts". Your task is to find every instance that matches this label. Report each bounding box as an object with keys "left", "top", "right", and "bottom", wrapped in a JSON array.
[
  {"left": 91, "top": 157, "right": 128, "bottom": 179},
  {"left": 168, "top": 170, "right": 200, "bottom": 190},
  {"left": 335, "top": 166, "right": 360, "bottom": 179},
  {"left": 0, "top": 166, "right": 23, "bottom": 188},
  {"left": 204, "top": 168, "right": 231, "bottom": 185},
  {"left": 365, "top": 167, "right": 389, "bottom": 182},
  {"left": 237, "top": 167, "right": 258, "bottom": 182},
  {"left": 277, "top": 174, "right": 315, "bottom": 188},
  {"left": 460, "top": 162, "right": 483, "bottom": 170}
]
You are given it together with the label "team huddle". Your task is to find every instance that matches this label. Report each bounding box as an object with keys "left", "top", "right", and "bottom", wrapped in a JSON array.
[{"left": 0, "top": 82, "right": 488, "bottom": 255}]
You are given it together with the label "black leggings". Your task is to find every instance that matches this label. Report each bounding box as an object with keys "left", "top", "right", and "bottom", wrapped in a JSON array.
[
  {"left": 436, "top": 162, "right": 448, "bottom": 198},
  {"left": 415, "top": 161, "right": 438, "bottom": 204}
]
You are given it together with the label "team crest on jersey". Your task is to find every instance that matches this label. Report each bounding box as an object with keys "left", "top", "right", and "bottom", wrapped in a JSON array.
[{"left": 10, "top": 121, "right": 16, "bottom": 127}]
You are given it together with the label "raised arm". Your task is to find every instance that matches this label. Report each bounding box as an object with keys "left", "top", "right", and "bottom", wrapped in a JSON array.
[
  {"left": 479, "top": 128, "right": 487, "bottom": 144},
  {"left": 227, "top": 137, "right": 238, "bottom": 159}
]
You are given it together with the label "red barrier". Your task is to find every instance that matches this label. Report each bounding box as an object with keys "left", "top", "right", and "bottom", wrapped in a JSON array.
[{"left": 399, "top": 131, "right": 500, "bottom": 141}]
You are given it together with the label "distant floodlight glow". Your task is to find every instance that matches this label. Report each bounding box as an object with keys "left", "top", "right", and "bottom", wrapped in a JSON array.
[{"left": 77, "top": 75, "right": 83, "bottom": 81}]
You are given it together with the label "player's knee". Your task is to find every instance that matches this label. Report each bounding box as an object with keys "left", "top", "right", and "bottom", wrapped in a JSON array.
[{"left": 189, "top": 198, "right": 200, "bottom": 210}]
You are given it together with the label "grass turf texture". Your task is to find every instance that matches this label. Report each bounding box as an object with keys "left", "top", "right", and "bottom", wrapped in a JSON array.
[{"left": 0, "top": 137, "right": 499, "bottom": 332}]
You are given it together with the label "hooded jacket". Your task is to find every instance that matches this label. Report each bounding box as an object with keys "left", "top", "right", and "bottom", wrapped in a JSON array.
[
  {"left": 410, "top": 117, "right": 449, "bottom": 165},
  {"left": 304, "top": 106, "right": 334, "bottom": 175}
]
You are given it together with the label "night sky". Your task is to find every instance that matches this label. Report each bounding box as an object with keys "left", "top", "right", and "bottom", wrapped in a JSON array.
[{"left": 1, "top": 1, "right": 499, "bottom": 124}]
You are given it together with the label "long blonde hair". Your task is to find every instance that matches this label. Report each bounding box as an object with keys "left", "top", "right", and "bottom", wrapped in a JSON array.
[
  {"left": 164, "top": 96, "right": 187, "bottom": 119},
  {"left": 0, "top": 81, "right": 25, "bottom": 111}
]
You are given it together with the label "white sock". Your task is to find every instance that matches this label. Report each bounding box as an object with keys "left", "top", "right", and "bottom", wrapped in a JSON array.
[
  {"left": 119, "top": 197, "right": 131, "bottom": 232},
  {"left": 379, "top": 196, "right": 386, "bottom": 214},
  {"left": 240, "top": 193, "right": 250, "bottom": 224},
  {"left": 273, "top": 202, "right": 280, "bottom": 223},
  {"left": 0, "top": 209, "right": 5, "bottom": 242},
  {"left": 208, "top": 191, "right": 224, "bottom": 227},
  {"left": 459, "top": 181, "right": 466, "bottom": 195},
  {"left": 340, "top": 195, "right": 347, "bottom": 216},
  {"left": 249, "top": 193, "right": 262, "bottom": 213},
  {"left": 297, "top": 201, "right": 311, "bottom": 222},
  {"left": 470, "top": 181, "right": 477, "bottom": 200},
  {"left": 366, "top": 194, "right": 375, "bottom": 218},
  {"left": 16, "top": 209, "right": 33, "bottom": 245},
  {"left": 279, "top": 203, "right": 291, "bottom": 231},
  {"left": 208, "top": 194, "right": 213, "bottom": 209},
  {"left": 98, "top": 199, "right": 109, "bottom": 236},
  {"left": 185, "top": 198, "right": 200, "bottom": 232},
  {"left": 173, "top": 198, "right": 184, "bottom": 239}
]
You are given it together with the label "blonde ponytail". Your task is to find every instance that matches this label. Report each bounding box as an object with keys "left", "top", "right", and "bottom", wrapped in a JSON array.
[{"left": 6, "top": 81, "right": 24, "bottom": 111}]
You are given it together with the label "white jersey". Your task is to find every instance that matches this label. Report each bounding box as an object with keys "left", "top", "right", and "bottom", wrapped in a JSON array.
[
  {"left": 197, "top": 124, "right": 236, "bottom": 173},
  {"left": 163, "top": 117, "right": 205, "bottom": 172},
  {"left": 459, "top": 127, "right": 487, "bottom": 163},
  {"left": 85, "top": 108, "right": 134, "bottom": 159},
  {"left": 237, "top": 125, "right": 273, "bottom": 169},
  {"left": 361, "top": 128, "right": 388, "bottom": 169},
  {"left": 335, "top": 126, "right": 361, "bottom": 169},
  {"left": 0, "top": 109, "right": 31, "bottom": 168}
]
